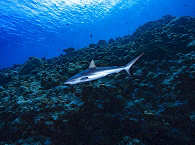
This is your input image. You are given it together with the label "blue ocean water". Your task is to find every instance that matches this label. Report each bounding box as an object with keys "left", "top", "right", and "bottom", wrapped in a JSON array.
[{"left": 0, "top": 0, "right": 195, "bottom": 68}]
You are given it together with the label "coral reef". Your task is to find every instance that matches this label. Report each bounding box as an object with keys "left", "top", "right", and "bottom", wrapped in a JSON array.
[
  {"left": 19, "top": 57, "right": 43, "bottom": 75},
  {"left": 0, "top": 15, "right": 195, "bottom": 145},
  {"left": 63, "top": 47, "right": 75, "bottom": 55}
]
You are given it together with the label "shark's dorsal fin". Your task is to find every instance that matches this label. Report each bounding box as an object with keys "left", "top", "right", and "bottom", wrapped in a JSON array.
[{"left": 89, "top": 59, "right": 96, "bottom": 69}]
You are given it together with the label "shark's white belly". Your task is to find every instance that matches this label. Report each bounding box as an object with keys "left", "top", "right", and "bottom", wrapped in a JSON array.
[{"left": 88, "top": 68, "right": 124, "bottom": 81}]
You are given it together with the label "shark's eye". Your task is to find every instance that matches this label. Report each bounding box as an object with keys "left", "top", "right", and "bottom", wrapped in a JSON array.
[{"left": 80, "top": 77, "right": 88, "bottom": 80}]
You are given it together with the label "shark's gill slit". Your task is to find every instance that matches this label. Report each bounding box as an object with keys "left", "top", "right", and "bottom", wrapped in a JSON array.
[{"left": 80, "top": 77, "right": 89, "bottom": 80}]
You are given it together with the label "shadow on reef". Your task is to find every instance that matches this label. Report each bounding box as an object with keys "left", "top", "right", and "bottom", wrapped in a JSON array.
[{"left": 0, "top": 15, "right": 195, "bottom": 145}]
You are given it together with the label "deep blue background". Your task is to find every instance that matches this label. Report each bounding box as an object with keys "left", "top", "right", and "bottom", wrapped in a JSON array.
[{"left": 0, "top": 0, "right": 195, "bottom": 68}]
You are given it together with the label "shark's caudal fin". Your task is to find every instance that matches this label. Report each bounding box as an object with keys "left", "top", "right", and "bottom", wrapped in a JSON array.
[{"left": 124, "top": 53, "right": 144, "bottom": 75}]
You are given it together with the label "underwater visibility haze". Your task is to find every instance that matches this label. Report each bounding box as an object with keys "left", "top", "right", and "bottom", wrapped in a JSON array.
[{"left": 0, "top": 0, "right": 195, "bottom": 145}]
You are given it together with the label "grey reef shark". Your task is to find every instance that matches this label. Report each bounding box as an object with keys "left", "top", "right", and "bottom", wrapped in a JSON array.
[{"left": 64, "top": 53, "right": 144, "bottom": 85}]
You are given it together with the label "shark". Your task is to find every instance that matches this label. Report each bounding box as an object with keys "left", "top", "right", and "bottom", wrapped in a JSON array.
[{"left": 64, "top": 53, "right": 144, "bottom": 85}]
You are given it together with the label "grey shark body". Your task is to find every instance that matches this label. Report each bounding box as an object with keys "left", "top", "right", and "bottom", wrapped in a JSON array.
[{"left": 64, "top": 53, "right": 144, "bottom": 85}]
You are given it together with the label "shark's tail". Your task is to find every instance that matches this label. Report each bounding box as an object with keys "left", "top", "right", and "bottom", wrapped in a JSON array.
[{"left": 124, "top": 53, "right": 144, "bottom": 75}]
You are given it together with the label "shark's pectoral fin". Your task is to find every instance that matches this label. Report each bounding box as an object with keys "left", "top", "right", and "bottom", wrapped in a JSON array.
[{"left": 107, "top": 73, "right": 112, "bottom": 77}]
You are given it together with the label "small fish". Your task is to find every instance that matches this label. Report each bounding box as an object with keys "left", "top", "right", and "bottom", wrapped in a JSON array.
[
  {"left": 90, "top": 33, "right": 93, "bottom": 39},
  {"left": 64, "top": 53, "right": 144, "bottom": 85}
]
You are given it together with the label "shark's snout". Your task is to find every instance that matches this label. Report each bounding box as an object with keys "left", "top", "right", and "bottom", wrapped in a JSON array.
[
  {"left": 64, "top": 78, "right": 79, "bottom": 85},
  {"left": 64, "top": 82, "right": 69, "bottom": 85},
  {"left": 64, "top": 80, "right": 72, "bottom": 85}
]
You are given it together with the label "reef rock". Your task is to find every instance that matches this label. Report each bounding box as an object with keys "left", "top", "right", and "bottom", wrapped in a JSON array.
[
  {"left": 19, "top": 57, "right": 43, "bottom": 75},
  {"left": 97, "top": 40, "right": 108, "bottom": 48},
  {"left": 0, "top": 72, "right": 11, "bottom": 86}
]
